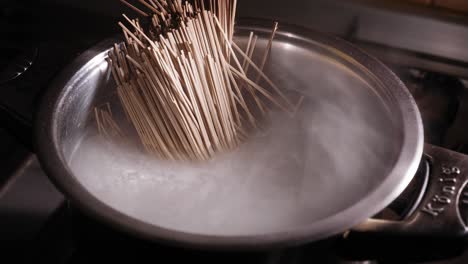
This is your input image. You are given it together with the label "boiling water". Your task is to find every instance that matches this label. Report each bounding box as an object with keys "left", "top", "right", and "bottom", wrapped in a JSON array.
[
  {"left": 69, "top": 100, "right": 397, "bottom": 236},
  {"left": 67, "top": 41, "right": 399, "bottom": 236}
]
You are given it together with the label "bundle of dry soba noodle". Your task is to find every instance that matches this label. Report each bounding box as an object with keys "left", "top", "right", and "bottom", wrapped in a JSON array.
[{"left": 95, "top": 0, "right": 295, "bottom": 161}]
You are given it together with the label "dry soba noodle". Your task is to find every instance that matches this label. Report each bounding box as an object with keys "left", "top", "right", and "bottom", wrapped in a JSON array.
[{"left": 95, "top": 0, "right": 300, "bottom": 161}]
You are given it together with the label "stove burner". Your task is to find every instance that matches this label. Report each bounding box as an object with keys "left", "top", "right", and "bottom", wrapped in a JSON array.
[
  {"left": 396, "top": 68, "right": 465, "bottom": 147},
  {"left": 0, "top": 46, "right": 38, "bottom": 84}
]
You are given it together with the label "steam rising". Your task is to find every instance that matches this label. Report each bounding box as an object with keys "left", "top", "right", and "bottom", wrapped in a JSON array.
[{"left": 68, "top": 40, "right": 399, "bottom": 236}]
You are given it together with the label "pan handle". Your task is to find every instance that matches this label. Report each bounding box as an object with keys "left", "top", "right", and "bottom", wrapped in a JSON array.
[
  {"left": 341, "top": 144, "right": 468, "bottom": 261},
  {"left": 355, "top": 144, "right": 468, "bottom": 237}
]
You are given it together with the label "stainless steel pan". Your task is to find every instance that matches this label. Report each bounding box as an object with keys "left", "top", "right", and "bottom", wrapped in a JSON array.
[{"left": 19, "top": 18, "right": 467, "bottom": 251}]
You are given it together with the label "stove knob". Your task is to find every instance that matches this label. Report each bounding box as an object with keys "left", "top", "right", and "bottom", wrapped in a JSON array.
[{"left": 0, "top": 47, "right": 38, "bottom": 84}]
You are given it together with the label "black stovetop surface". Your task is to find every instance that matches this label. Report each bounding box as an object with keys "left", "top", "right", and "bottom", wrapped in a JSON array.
[{"left": 2, "top": 1, "right": 468, "bottom": 263}]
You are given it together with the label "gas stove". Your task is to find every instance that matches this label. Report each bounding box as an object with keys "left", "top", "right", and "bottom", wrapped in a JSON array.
[{"left": 2, "top": 0, "right": 468, "bottom": 263}]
